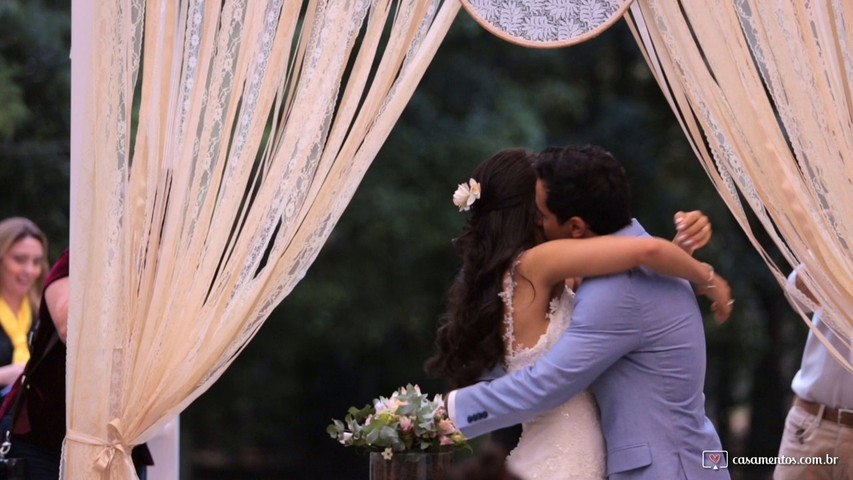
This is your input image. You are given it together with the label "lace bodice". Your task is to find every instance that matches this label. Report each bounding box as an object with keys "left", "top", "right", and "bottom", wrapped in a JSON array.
[
  {"left": 499, "top": 255, "right": 605, "bottom": 479},
  {"left": 500, "top": 258, "right": 574, "bottom": 373}
]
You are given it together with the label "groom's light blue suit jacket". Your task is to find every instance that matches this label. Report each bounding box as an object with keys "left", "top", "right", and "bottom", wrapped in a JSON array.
[{"left": 452, "top": 220, "right": 729, "bottom": 479}]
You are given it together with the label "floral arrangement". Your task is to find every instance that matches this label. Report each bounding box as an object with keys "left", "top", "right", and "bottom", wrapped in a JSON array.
[{"left": 327, "top": 384, "right": 468, "bottom": 460}]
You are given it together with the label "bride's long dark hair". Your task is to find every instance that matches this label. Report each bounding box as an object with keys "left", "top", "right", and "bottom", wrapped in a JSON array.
[{"left": 425, "top": 148, "right": 541, "bottom": 388}]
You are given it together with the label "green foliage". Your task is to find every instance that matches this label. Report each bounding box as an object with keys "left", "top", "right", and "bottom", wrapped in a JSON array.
[
  {"left": 186, "top": 16, "right": 801, "bottom": 478},
  {"left": 0, "top": 4, "right": 804, "bottom": 478},
  {"left": 0, "top": 59, "right": 29, "bottom": 140},
  {"left": 0, "top": 0, "right": 70, "bottom": 257},
  {"left": 0, "top": 0, "right": 71, "bottom": 141}
]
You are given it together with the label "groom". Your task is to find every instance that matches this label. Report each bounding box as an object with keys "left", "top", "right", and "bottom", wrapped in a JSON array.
[{"left": 448, "top": 145, "right": 729, "bottom": 479}]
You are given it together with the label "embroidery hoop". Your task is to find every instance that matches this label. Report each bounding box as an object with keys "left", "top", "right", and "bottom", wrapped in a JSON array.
[{"left": 459, "top": 0, "right": 636, "bottom": 49}]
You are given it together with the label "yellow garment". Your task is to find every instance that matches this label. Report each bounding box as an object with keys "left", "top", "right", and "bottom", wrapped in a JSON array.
[{"left": 0, "top": 296, "right": 32, "bottom": 364}]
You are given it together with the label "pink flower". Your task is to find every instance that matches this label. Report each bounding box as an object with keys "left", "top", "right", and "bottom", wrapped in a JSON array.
[
  {"left": 375, "top": 398, "right": 399, "bottom": 414},
  {"left": 438, "top": 419, "right": 457, "bottom": 436},
  {"left": 398, "top": 416, "right": 414, "bottom": 433},
  {"left": 439, "top": 435, "right": 454, "bottom": 446}
]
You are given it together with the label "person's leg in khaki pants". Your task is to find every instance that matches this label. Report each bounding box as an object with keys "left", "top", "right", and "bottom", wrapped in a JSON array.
[{"left": 774, "top": 405, "right": 853, "bottom": 480}]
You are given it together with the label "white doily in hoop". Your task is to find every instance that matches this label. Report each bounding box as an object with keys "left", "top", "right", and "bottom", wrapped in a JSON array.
[{"left": 460, "top": 0, "right": 635, "bottom": 48}]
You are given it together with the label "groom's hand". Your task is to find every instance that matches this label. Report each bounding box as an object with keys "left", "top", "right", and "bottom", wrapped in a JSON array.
[
  {"left": 696, "top": 270, "right": 733, "bottom": 323},
  {"left": 673, "top": 210, "right": 712, "bottom": 254}
]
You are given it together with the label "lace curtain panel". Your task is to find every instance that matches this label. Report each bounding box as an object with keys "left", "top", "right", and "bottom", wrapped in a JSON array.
[
  {"left": 67, "top": 0, "right": 458, "bottom": 478},
  {"left": 625, "top": 1, "right": 852, "bottom": 371}
]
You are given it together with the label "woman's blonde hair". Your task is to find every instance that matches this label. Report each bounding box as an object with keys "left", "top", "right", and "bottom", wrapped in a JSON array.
[{"left": 0, "top": 217, "right": 49, "bottom": 308}]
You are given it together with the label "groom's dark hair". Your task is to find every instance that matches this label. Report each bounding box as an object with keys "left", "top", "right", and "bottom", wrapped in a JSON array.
[{"left": 534, "top": 145, "right": 632, "bottom": 235}]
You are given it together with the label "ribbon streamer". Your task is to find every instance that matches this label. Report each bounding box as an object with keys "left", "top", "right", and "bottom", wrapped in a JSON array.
[{"left": 65, "top": 418, "right": 133, "bottom": 473}]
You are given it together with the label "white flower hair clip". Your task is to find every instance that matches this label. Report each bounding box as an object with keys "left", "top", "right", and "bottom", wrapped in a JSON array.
[{"left": 452, "top": 178, "right": 481, "bottom": 212}]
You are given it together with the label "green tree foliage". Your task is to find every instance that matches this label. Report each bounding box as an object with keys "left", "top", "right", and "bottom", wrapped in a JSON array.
[
  {"left": 0, "top": 58, "right": 29, "bottom": 140},
  {"left": 0, "top": 0, "right": 70, "bottom": 141},
  {"left": 0, "top": 0, "right": 71, "bottom": 256},
  {"left": 0, "top": 4, "right": 806, "bottom": 479},
  {"left": 186, "top": 16, "right": 804, "bottom": 480}
]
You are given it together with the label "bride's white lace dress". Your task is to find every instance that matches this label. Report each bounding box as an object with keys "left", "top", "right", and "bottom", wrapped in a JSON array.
[{"left": 500, "top": 259, "right": 606, "bottom": 479}]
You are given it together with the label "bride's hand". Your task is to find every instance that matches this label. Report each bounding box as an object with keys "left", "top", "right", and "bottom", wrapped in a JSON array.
[
  {"left": 673, "top": 210, "right": 712, "bottom": 254},
  {"left": 695, "top": 273, "right": 733, "bottom": 324}
]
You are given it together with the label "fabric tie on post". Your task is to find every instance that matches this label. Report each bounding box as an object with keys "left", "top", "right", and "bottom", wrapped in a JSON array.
[{"left": 66, "top": 418, "right": 134, "bottom": 474}]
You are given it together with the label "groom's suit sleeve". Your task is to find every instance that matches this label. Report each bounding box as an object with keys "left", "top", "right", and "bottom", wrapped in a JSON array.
[{"left": 451, "top": 272, "right": 643, "bottom": 439}]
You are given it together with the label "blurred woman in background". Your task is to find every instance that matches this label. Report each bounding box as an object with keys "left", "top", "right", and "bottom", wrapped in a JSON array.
[{"left": 0, "top": 217, "right": 48, "bottom": 390}]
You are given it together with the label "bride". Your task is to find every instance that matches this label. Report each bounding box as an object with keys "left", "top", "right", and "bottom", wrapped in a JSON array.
[{"left": 426, "top": 148, "right": 730, "bottom": 479}]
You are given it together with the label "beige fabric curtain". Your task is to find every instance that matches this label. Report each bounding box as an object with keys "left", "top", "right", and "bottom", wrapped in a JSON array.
[
  {"left": 67, "top": 0, "right": 459, "bottom": 478},
  {"left": 625, "top": 1, "right": 853, "bottom": 370}
]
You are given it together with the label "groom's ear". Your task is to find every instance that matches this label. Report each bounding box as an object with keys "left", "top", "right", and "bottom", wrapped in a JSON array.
[{"left": 565, "top": 217, "right": 592, "bottom": 238}]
